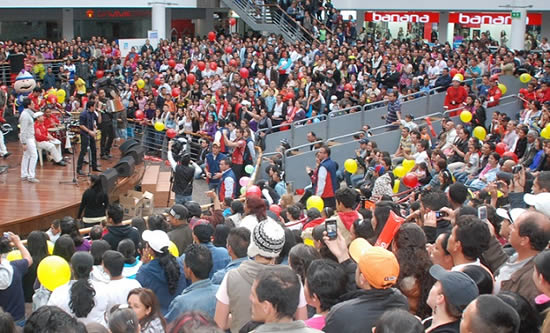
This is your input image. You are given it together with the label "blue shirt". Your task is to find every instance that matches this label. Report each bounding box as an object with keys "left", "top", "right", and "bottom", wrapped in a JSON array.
[
  {"left": 165, "top": 279, "right": 218, "bottom": 322},
  {"left": 136, "top": 259, "right": 187, "bottom": 315},
  {"left": 0, "top": 260, "right": 28, "bottom": 321},
  {"left": 211, "top": 257, "right": 248, "bottom": 284},
  {"left": 178, "top": 243, "right": 231, "bottom": 279}
]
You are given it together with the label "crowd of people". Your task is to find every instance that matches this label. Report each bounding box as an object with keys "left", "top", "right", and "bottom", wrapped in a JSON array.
[{"left": 1, "top": 3, "right": 550, "bottom": 332}]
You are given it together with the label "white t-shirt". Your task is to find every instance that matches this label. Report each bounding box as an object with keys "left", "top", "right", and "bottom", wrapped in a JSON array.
[
  {"left": 239, "top": 215, "right": 278, "bottom": 233},
  {"left": 105, "top": 278, "right": 142, "bottom": 306},
  {"left": 48, "top": 279, "right": 112, "bottom": 327},
  {"left": 413, "top": 151, "right": 429, "bottom": 165}
]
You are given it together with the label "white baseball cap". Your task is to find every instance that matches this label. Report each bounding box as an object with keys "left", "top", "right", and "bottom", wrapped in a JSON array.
[
  {"left": 142, "top": 230, "right": 170, "bottom": 253},
  {"left": 524, "top": 193, "right": 550, "bottom": 217},
  {"left": 496, "top": 208, "right": 526, "bottom": 224}
]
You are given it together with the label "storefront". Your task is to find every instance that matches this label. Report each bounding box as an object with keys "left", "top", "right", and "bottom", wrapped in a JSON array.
[
  {"left": 363, "top": 11, "right": 440, "bottom": 41},
  {"left": 448, "top": 12, "right": 542, "bottom": 48}
]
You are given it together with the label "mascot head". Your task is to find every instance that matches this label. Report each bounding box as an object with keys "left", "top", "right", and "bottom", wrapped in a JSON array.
[{"left": 14, "top": 70, "right": 36, "bottom": 94}]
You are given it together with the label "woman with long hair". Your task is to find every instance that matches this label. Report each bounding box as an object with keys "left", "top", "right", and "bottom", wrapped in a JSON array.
[
  {"left": 52, "top": 234, "right": 75, "bottom": 263},
  {"left": 107, "top": 305, "right": 141, "bottom": 333},
  {"left": 47, "top": 252, "right": 111, "bottom": 326},
  {"left": 60, "top": 217, "right": 91, "bottom": 252},
  {"left": 23, "top": 231, "right": 49, "bottom": 302},
  {"left": 136, "top": 230, "right": 186, "bottom": 315},
  {"left": 127, "top": 288, "right": 166, "bottom": 333},
  {"left": 77, "top": 174, "right": 109, "bottom": 227},
  {"left": 391, "top": 223, "right": 436, "bottom": 319},
  {"left": 118, "top": 239, "right": 142, "bottom": 279}
]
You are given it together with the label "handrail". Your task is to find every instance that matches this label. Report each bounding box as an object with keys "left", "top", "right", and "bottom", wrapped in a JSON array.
[
  {"left": 292, "top": 114, "right": 328, "bottom": 127},
  {"left": 325, "top": 131, "right": 365, "bottom": 143},
  {"left": 328, "top": 105, "right": 362, "bottom": 117},
  {"left": 264, "top": 4, "right": 316, "bottom": 42}
]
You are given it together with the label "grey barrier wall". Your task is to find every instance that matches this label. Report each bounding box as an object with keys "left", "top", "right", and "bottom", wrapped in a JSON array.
[{"left": 499, "top": 75, "right": 527, "bottom": 96}]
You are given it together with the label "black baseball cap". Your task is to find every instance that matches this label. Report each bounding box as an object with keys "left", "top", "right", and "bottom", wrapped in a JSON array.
[
  {"left": 429, "top": 264, "right": 479, "bottom": 311},
  {"left": 168, "top": 204, "right": 188, "bottom": 220}
]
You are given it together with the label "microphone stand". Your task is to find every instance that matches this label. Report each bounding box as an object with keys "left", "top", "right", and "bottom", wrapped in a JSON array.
[{"left": 59, "top": 125, "right": 86, "bottom": 186}]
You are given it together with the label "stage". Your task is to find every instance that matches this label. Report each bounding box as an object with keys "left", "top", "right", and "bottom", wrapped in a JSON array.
[{"left": 0, "top": 141, "right": 144, "bottom": 235}]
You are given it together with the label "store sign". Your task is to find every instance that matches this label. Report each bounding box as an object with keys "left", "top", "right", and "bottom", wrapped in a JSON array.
[
  {"left": 86, "top": 9, "right": 150, "bottom": 19},
  {"left": 365, "top": 11, "right": 440, "bottom": 23},
  {"left": 449, "top": 12, "right": 542, "bottom": 26}
]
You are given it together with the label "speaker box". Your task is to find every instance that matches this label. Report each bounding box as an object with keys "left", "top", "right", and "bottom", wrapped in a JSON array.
[
  {"left": 114, "top": 155, "right": 136, "bottom": 177},
  {"left": 100, "top": 168, "right": 119, "bottom": 193},
  {"left": 119, "top": 139, "right": 140, "bottom": 155},
  {"left": 124, "top": 145, "right": 145, "bottom": 164}
]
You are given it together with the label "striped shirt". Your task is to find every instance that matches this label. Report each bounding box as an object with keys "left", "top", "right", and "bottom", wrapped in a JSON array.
[{"left": 386, "top": 99, "right": 401, "bottom": 124}]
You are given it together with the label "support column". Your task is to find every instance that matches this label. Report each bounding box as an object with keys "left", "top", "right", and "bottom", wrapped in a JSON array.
[
  {"left": 510, "top": 0, "right": 527, "bottom": 51},
  {"left": 165, "top": 8, "right": 172, "bottom": 40},
  {"left": 195, "top": 8, "right": 214, "bottom": 38},
  {"left": 439, "top": 12, "right": 449, "bottom": 45},
  {"left": 542, "top": 12, "right": 550, "bottom": 42},
  {"left": 356, "top": 10, "right": 365, "bottom": 31},
  {"left": 151, "top": 2, "right": 167, "bottom": 40},
  {"left": 62, "top": 8, "right": 74, "bottom": 41}
]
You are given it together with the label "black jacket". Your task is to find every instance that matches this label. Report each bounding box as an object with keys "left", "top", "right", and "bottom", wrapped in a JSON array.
[
  {"left": 324, "top": 288, "right": 409, "bottom": 333},
  {"left": 173, "top": 164, "right": 195, "bottom": 196},
  {"left": 103, "top": 225, "right": 141, "bottom": 254}
]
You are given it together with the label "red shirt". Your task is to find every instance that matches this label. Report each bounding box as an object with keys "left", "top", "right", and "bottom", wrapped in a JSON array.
[
  {"left": 487, "top": 86, "right": 502, "bottom": 107},
  {"left": 34, "top": 122, "right": 49, "bottom": 142},
  {"left": 444, "top": 86, "right": 467, "bottom": 110},
  {"left": 231, "top": 139, "right": 246, "bottom": 165},
  {"left": 44, "top": 114, "right": 60, "bottom": 129}
]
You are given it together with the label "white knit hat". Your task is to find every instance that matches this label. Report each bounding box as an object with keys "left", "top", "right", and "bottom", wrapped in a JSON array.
[{"left": 247, "top": 219, "right": 285, "bottom": 258}]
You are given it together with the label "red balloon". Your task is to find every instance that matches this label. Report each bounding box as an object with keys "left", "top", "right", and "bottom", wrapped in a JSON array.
[
  {"left": 168, "top": 59, "right": 176, "bottom": 68},
  {"left": 246, "top": 185, "right": 262, "bottom": 198},
  {"left": 47, "top": 95, "right": 57, "bottom": 104},
  {"left": 450, "top": 68, "right": 458, "bottom": 78},
  {"left": 81, "top": 97, "right": 88, "bottom": 106},
  {"left": 295, "top": 188, "right": 305, "bottom": 195},
  {"left": 224, "top": 46, "right": 233, "bottom": 54},
  {"left": 96, "top": 70, "right": 104, "bottom": 79},
  {"left": 402, "top": 173, "right": 419, "bottom": 188},
  {"left": 495, "top": 142, "right": 508, "bottom": 156},
  {"left": 154, "top": 77, "right": 161, "bottom": 86},
  {"left": 229, "top": 59, "right": 237, "bottom": 67},
  {"left": 187, "top": 73, "right": 196, "bottom": 85},
  {"left": 297, "top": 72, "right": 304, "bottom": 80},
  {"left": 239, "top": 67, "right": 249, "bottom": 79},
  {"left": 285, "top": 91, "right": 295, "bottom": 101},
  {"left": 197, "top": 61, "right": 206, "bottom": 71},
  {"left": 269, "top": 204, "right": 282, "bottom": 217},
  {"left": 152, "top": 88, "right": 158, "bottom": 97},
  {"left": 135, "top": 110, "right": 145, "bottom": 120},
  {"left": 344, "top": 83, "right": 353, "bottom": 91},
  {"left": 210, "top": 62, "right": 218, "bottom": 71},
  {"left": 166, "top": 128, "right": 177, "bottom": 139},
  {"left": 0, "top": 85, "right": 7, "bottom": 92},
  {"left": 208, "top": 31, "right": 216, "bottom": 42},
  {"left": 503, "top": 151, "right": 518, "bottom": 163},
  {"left": 229, "top": 18, "right": 237, "bottom": 26},
  {"left": 171, "top": 88, "right": 181, "bottom": 97}
]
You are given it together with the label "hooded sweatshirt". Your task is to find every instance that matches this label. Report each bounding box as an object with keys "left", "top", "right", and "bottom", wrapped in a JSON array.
[
  {"left": 0, "top": 259, "right": 28, "bottom": 320},
  {"left": 102, "top": 224, "right": 141, "bottom": 254}
]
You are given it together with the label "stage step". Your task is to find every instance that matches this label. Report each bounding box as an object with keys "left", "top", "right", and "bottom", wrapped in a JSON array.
[
  {"left": 154, "top": 171, "right": 171, "bottom": 207},
  {"left": 142, "top": 165, "right": 160, "bottom": 194}
]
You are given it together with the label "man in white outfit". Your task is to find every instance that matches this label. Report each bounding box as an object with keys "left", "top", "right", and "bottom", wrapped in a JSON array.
[{"left": 19, "top": 98, "right": 39, "bottom": 182}]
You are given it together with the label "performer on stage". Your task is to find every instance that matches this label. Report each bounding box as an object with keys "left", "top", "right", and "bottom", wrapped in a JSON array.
[
  {"left": 77, "top": 101, "right": 102, "bottom": 176},
  {"left": 98, "top": 89, "right": 115, "bottom": 160},
  {"left": 34, "top": 112, "right": 66, "bottom": 166},
  {"left": 0, "top": 87, "right": 10, "bottom": 159},
  {"left": 19, "top": 98, "right": 39, "bottom": 183}
]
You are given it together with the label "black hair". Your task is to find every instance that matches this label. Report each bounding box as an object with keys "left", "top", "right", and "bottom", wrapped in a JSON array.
[
  {"left": 497, "top": 292, "right": 541, "bottom": 333},
  {"left": 255, "top": 266, "right": 301, "bottom": 319},
  {"left": 88, "top": 174, "right": 107, "bottom": 208},
  {"left": 107, "top": 305, "right": 140, "bottom": 333},
  {"left": 448, "top": 183, "right": 468, "bottom": 205},
  {"left": 374, "top": 309, "right": 424, "bottom": 333},
  {"left": 518, "top": 214, "right": 550, "bottom": 251},
  {"left": 305, "top": 259, "right": 347, "bottom": 312},
  {"left": 534, "top": 250, "right": 550, "bottom": 283},
  {"left": 193, "top": 224, "right": 214, "bottom": 243},
  {"left": 276, "top": 228, "right": 297, "bottom": 265},
  {"left": 89, "top": 225, "right": 103, "bottom": 241},
  {"left": 52, "top": 235, "right": 75, "bottom": 263},
  {"left": 462, "top": 265, "right": 494, "bottom": 295},
  {"left": 353, "top": 218, "right": 375, "bottom": 240},
  {"left": 372, "top": 201, "right": 400, "bottom": 243},
  {"left": 131, "top": 217, "right": 147, "bottom": 235},
  {"left": 287, "top": 205, "right": 301, "bottom": 220},
  {"left": 102, "top": 250, "right": 125, "bottom": 277},
  {"left": 107, "top": 204, "right": 124, "bottom": 224},
  {"left": 148, "top": 214, "right": 170, "bottom": 232},
  {"left": 69, "top": 252, "right": 96, "bottom": 318},
  {"left": 220, "top": 157, "right": 232, "bottom": 168},
  {"left": 231, "top": 200, "right": 244, "bottom": 214},
  {"left": 288, "top": 244, "right": 321, "bottom": 283},
  {"left": 60, "top": 218, "right": 85, "bottom": 248},
  {"left": 0, "top": 309, "right": 15, "bottom": 333},
  {"left": 470, "top": 295, "right": 520, "bottom": 333},
  {"left": 117, "top": 239, "right": 137, "bottom": 265},
  {"left": 23, "top": 305, "right": 87, "bottom": 333},
  {"left": 90, "top": 240, "right": 111, "bottom": 266},
  {"left": 307, "top": 208, "right": 322, "bottom": 220},
  {"left": 456, "top": 205, "right": 478, "bottom": 218},
  {"left": 167, "top": 311, "right": 221, "bottom": 333},
  {"left": 393, "top": 223, "right": 434, "bottom": 318},
  {"left": 26, "top": 230, "right": 49, "bottom": 269},
  {"left": 213, "top": 224, "right": 231, "bottom": 248},
  {"left": 537, "top": 171, "right": 550, "bottom": 192},
  {"left": 22, "top": 98, "right": 32, "bottom": 108},
  {"left": 335, "top": 188, "right": 358, "bottom": 209},
  {"left": 151, "top": 245, "right": 181, "bottom": 295},
  {"left": 184, "top": 244, "right": 213, "bottom": 280},
  {"left": 454, "top": 215, "right": 491, "bottom": 260},
  {"left": 227, "top": 227, "right": 251, "bottom": 259},
  {"left": 420, "top": 190, "right": 449, "bottom": 211}
]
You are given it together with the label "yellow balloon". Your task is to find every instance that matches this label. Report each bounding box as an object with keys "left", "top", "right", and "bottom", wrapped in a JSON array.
[
  {"left": 344, "top": 159, "right": 358, "bottom": 174},
  {"left": 541, "top": 128, "right": 550, "bottom": 140},
  {"left": 520, "top": 73, "right": 532, "bottom": 83},
  {"left": 56, "top": 89, "right": 66, "bottom": 98},
  {"left": 57, "top": 95, "right": 65, "bottom": 104},
  {"left": 6, "top": 250, "right": 22, "bottom": 261},
  {"left": 402, "top": 159, "right": 415, "bottom": 172},
  {"left": 498, "top": 83, "right": 507, "bottom": 95},
  {"left": 168, "top": 241, "right": 179, "bottom": 257},
  {"left": 304, "top": 238, "right": 315, "bottom": 247},
  {"left": 47, "top": 240, "right": 54, "bottom": 255},
  {"left": 137, "top": 79, "right": 145, "bottom": 89},
  {"left": 460, "top": 111, "right": 473, "bottom": 123},
  {"left": 37, "top": 255, "right": 71, "bottom": 291},
  {"left": 473, "top": 126, "right": 487, "bottom": 140},
  {"left": 393, "top": 166, "right": 406, "bottom": 178},
  {"left": 306, "top": 195, "right": 324, "bottom": 212},
  {"left": 393, "top": 179, "right": 401, "bottom": 193},
  {"left": 154, "top": 122, "right": 165, "bottom": 131}
]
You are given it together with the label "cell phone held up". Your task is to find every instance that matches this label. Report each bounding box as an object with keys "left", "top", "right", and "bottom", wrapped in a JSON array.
[
  {"left": 478, "top": 206, "right": 488, "bottom": 221},
  {"left": 325, "top": 219, "right": 337, "bottom": 240}
]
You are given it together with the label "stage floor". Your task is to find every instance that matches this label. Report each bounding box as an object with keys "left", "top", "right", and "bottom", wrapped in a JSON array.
[{"left": 0, "top": 141, "right": 123, "bottom": 234}]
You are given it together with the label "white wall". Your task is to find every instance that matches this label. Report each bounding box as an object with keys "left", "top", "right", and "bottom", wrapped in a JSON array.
[
  {"left": 0, "top": 0, "right": 197, "bottom": 8},
  {"left": 333, "top": 0, "right": 550, "bottom": 11}
]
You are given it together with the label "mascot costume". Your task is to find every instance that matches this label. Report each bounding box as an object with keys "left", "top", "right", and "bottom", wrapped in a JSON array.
[{"left": 14, "top": 70, "right": 36, "bottom": 113}]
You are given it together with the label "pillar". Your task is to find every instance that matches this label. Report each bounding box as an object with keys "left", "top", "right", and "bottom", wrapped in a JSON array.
[
  {"left": 439, "top": 12, "right": 449, "bottom": 45},
  {"left": 165, "top": 8, "right": 172, "bottom": 40},
  {"left": 62, "top": 8, "right": 74, "bottom": 41},
  {"left": 151, "top": 2, "right": 167, "bottom": 40},
  {"left": 542, "top": 12, "right": 550, "bottom": 41},
  {"left": 510, "top": 0, "right": 527, "bottom": 51},
  {"left": 356, "top": 10, "right": 365, "bottom": 31},
  {"left": 195, "top": 8, "right": 214, "bottom": 38}
]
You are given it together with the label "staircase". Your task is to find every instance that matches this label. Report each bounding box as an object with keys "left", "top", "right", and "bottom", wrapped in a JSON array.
[{"left": 222, "top": 0, "right": 314, "bottom": 44}]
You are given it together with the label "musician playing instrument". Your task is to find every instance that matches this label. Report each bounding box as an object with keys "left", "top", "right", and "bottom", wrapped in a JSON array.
[
  {"left": 34, "top": 112, "right": 66, "bottom": 166},
  {"left": 0, "top": 86, "right": 10, "bottom": 159},
  {"left": 77, "top": 101, "right": 102, "bottom": 175}
]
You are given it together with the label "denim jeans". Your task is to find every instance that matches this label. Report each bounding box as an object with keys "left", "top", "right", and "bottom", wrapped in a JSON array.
[{"left": 175, "top": 194, "right": 193, "bottom": 205}]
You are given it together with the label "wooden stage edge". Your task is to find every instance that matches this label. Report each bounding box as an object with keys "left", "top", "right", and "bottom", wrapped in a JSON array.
[{"left": 0, "top": 163, "right": 145, "bottom": 236}]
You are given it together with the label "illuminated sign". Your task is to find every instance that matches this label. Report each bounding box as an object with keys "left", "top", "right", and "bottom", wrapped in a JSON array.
[
  {"left": 365, "top": 11, "right": 440, "bottom": 23},
  {"left": 86, "top": 10, "right": 150, "bottom": 19},
  {"left": 448, "top": 12, "right": 542, "bottom": 26}
]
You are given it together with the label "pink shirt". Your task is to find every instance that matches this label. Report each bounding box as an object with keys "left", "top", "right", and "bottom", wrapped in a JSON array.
[{"left": 305, "top": 315, "right": 326, "bottom": 330}]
